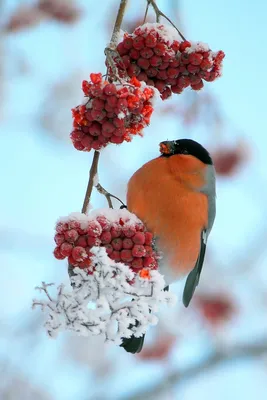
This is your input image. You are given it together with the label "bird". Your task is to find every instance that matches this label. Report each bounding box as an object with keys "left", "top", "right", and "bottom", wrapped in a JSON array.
[{"left": 120, "top": 139, "right": 216, "bottom": 354}]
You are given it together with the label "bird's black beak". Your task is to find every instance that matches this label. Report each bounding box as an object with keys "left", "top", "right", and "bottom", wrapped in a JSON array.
[{"left": 159, "top": 141, "right": 176, "bottom": 155}]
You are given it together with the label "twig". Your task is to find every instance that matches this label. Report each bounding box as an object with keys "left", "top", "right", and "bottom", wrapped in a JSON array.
[
  {"left": 109, "top": 0, "right": 129, "bottom": 48},
  {"left": 95, "top": 183, "right": 126, "bottom": 209},
  {"left": 120, "top": 338, "right": 267, "bottom": 400},
  {"left": 81, "top": 151, "right": 100, "bottom": 214},
  {"left": 147, "top": 0, "right": 186, "bottom": 41},
  {"left": 143, "top": 1, "right": 150, "bottom": 24}
]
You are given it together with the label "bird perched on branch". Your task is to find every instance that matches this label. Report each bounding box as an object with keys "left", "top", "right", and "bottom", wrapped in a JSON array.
[{"left": 120, "top": 139, "right": 216, "bottom": 354}]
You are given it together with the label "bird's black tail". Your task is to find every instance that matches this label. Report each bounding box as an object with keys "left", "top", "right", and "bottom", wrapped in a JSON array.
[
  {"left": 120, "top": 286, "right": 169, "bottom": 354},
  {"left": 120, "top": 328, "right": 145, "bottom": 354}
]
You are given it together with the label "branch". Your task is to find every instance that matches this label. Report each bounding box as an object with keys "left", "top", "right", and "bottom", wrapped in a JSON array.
[
  {"left": 109, "top": 0, "right": 129, "bottom": 48},
  {"left": 81, "top": 150, "right": 100, "bottom": 214},
  {"left": 95, "top": 183, "right": 126, "bottom": 209},
  {"left": 120, "top": 338, "right": 267, "bottom": 400}
]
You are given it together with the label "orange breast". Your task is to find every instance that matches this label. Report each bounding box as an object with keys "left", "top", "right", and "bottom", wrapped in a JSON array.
[{"left": 127, "top": 155, "right": 208, "bottom": 274}]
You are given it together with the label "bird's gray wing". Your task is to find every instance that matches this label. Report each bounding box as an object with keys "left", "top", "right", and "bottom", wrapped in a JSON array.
[
  {"left": 183, "top": 165, "right": 216, "bottom": 307},
  {"left": 182, "top": 229, "right": 207, "bottom": 307}
]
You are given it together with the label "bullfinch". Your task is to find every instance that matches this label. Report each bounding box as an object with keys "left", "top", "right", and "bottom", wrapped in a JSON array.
[{"left": 120, "top": 139, "right": 216, "bottom": 354}]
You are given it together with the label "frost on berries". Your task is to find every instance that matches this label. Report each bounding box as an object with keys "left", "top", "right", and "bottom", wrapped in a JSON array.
[
  {"left": 33, "top": 247, "right": 177, "bottom": 344},
  {"left": 70, "top": 73, "right": 156, "bottom": 152},
  {"left": 53, "top": 208, "right": 159, "bottom": 273},
  {"left": 116, "top": 23, "right": 225, "bottom": 100}
]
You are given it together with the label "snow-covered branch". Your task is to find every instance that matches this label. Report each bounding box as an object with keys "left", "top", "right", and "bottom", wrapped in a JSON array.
[{"left": 33, "top": 247, "right": 176, "bottom": 344}]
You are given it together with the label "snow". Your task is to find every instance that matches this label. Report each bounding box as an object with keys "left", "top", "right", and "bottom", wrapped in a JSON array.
[
  {"left": 33, "top": 247, "right": 176, "bottom": 345},
  {"left": 133, "top": 23, "right": 180, "bottom": 46}
]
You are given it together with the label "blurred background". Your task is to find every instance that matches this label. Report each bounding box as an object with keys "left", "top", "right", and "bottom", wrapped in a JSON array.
[{"left": 1, "top": 0, "right": 267, "bottom": 399}]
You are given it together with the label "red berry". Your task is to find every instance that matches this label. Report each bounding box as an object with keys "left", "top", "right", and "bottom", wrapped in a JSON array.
[
  {"left": 91, "top": 109, "right": 106, "bottom": 121},
  {"left": 144, "top": 245, "right": 153, "bottom": 257},
  {"left": 200, "top": 58, "right": 213, "bottom": 70},
  {"left": 70, "top": 130, "right": 84, "bottom": 140},
  {"left": 132, "top": 244, "right": 146, "bottom": 257},
  {"left": 96, "top": 216, "right": 111, "bottom": 231},
  {"left": 189, "top": 52, "right": 203, "bottom": 66},
  {"left": 146, "top": 68, "right": 157, "bottom": 78},
  {"left": 127, "top": 64, "right": 141, "bottom": 77},
  {"left": 87, "top": 236, "right": 101, "bottom": 247},
  {"left": 102, "top": 121, "right": 115, "bottom": 134},
  {"left": 137, "top": 72, "right": 148, "bottom": 82},
  {"left": 60, "top": 242, "right": 73, "bottom": 256},
  {"left": 132, "top": 232, "right": 145, "bottom": 245},
  {"left": 145, "top": 231, "right": 153, "bottom": 245},
  {"left": 72, "top": 246, "right": 88, "bottom": 262},
  {"left": 121, "top": 55, "right": 131, "bottom": 69},
  {"left": 64, "top": 229, "right": 79, "bottom": 243},
  {"left": 54, "top": 233, "right": 65, "bottom": 246},
  {"left": 90, "top": 73, "right": 102, "bottom": 84},
  {"left": 109, "top": 250, "right": 121, "bottom": 261},
  {"left": 154, "top": 43, "right": 167, "bottom": 56},
  {"left": 157, "top": 70, "right": 168, "bottom": 80},
  {"left": 122, "top": 225, "right": 136, "bottom": 237},
  {"left": 91, "top": 140, "right": 103, "bottom": 150},
  {"left": 191, "top": 80, "right": 204, "bottom": 90},
  {"left": 89, "top": 122, "right": 101, "bottom": 136},
  {"left": 187, "top": 64, "right": 200, "bottom": 74},
  {"left": 92, "top": 98, "right": 105, "bottom": 110},
  {"left": 167, "top": 67, "right": 180, "bottom": 78},
  {"left": 54, "top": 246, "right": 65, "bottom": 260},
  {"left": 105, "top": 244, "right": 113, "bottom": 255},
  {"left": 73, "top": 141, "right": 85, "bottom": 151},
  {"left": 110, "top": 225, "right": 122, "bottom": 238},
  {"left": 145, "top": 34, "right": 157, "bottom": 48},
  {"left": 150, "top": 55, "right": 162, "bottom": 67},
  {"left": 179, "top": 41, "right": 191, "bottom": 52},
  {"left": 143, "top": 256, "right": 156, "bottom": 268},
  {"left": 103, "top": 83, "right": 117, "bottom": 96},
  {"left": 137, "top": 57, "right": 150, "bottom": 70},
  {"left": 123, "top": 36, "right": 133, "bottom": 48},
  {"left": 100, "top": 231, "right": 112, "bottom": 244},
  {"left": 87, "top": 221, "right": 102, "bottom": 237},
  {"left": 154, "top": 80, "right": 166, "bottom": 92},
  {"left": 121, "top": 249, "right": 134, "bottom": 262},
  {"left": 117, "top": 42, "right": 128, "bottom": 56},
  {"left": 79, "top": 258, "right": 92, "bottom": 269},
  {"left": 161, "top": 87, "right": 172, "bottom": 100},
  {"left": 133, "top": 36, "right": 145, "bottom": 50},
  {"left": 140, "top": 47, "right": 154, "bottom": 59},
  {"left": 122, "top": 238, "right": 134, "bottom": 249},
  {"left": 81, "top": 135, "right": 93, "bottom": 150},
  {"left": 111, "top": 238, "right": 123, "bottom": 251},
  {"left": 110, "top": 136, "right": 124, "bottom": 144},
  {"left": 129, "top": 48, "right": 140, "bottom": 60},
  {"left": 75, "top": 236, "right": 87, "bottom": 248},
  {"left": 131, "top": 258, "right": 143, "bottom": 270}
]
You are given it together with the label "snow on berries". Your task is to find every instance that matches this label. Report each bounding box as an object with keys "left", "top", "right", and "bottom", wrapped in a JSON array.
[
  {"left": 116, "top": 23, "right": 225, "bottom": 99},
  {"left": 53, "top": 209, "right": 159, "bottom": 276},
  {"left": 70, "top": 73, "right": 156, "bottom": 152}
]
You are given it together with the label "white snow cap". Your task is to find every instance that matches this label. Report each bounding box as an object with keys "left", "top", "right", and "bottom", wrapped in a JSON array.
[{"left": 134, "top": 22, "right": 180, "bottom": 46}]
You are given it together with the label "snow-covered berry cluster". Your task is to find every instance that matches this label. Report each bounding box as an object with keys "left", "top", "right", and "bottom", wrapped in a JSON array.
[
  {"left": 53, "top": 209, "right": 159, "bottom": 275},
  {"left": 70, "top": 73, "right": 156, "bottom": 152},
  {"left": 116, "top": 23, "right": 225, "bottom": 99}
]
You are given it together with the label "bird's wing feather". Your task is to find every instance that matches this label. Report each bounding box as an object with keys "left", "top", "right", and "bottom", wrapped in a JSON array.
[{"left": 182, "top": 230, "right": 207, "bottom": 307}]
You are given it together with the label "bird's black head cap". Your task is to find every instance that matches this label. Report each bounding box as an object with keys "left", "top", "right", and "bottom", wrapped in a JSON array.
[{"left": 160, "top": 139, "right": 213, "bottom": 165}]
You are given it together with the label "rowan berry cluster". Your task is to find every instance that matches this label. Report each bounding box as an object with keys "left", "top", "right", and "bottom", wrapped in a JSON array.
[
  {"left": 116, "top": 23, "right": 225, "bottom": 99},
  {"left": 53, "top": 212, "right": 159, "bottom": 275},
  {"left": 70, "top": 73, "right": 156, "bottom": 152}
]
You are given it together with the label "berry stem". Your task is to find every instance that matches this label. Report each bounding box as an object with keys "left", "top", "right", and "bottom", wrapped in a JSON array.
[
  {"left": 143, "top": 1, "right": 150, "bottom": 24},
  {"left": 109, "top": 0, "right": 129, "bottom": 48},
  {"left": 147, "top": 0, "right": 186, "bottom": 41},
  {"left": 95, "top": 183, "right": 126, "bottom": 209},
  {"left": 81, "top": 150, "right": 100, "bottom": 214}
]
